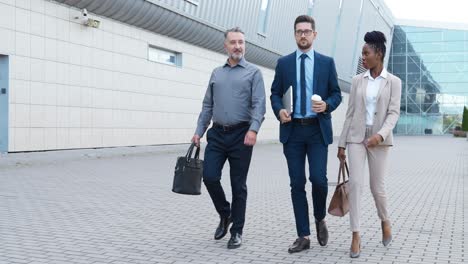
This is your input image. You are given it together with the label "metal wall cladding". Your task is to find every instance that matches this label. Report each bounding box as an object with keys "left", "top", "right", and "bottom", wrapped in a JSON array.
[
  {"left": 53, "top": 0, "right": 282, "bottom": 69},
  {"left": 52, "top": 0, "right": 395, "bottom": 85}
]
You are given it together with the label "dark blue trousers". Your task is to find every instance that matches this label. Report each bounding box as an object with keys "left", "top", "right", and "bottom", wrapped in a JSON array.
[
  {"left": 203, "top": 125, "right": 253, "bottom": 235},
  {"left": 283, "top": 122, "right": 328, "bottom": 237}
]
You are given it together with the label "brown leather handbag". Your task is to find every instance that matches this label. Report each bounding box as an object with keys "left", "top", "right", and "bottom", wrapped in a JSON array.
[{"left": 328, "top": 161, "right": 350, "bottom": 217}]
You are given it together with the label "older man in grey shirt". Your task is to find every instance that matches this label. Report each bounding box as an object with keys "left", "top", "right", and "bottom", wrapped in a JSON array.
[{"left": 192, "top": 27, "right": 266, "bottom": 249}]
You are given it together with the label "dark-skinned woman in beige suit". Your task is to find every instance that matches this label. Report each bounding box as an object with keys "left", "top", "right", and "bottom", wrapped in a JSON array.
[{"left": 337, "top": 31, "right": 401, "bottom": 258}]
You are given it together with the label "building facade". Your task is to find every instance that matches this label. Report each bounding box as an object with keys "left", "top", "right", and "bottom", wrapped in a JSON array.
[
  {"left": 0, "top": 0, "right": 394, "bottom": 152},
  {"left": 389, "top": 22, "right": 468, "bottom": 135}
]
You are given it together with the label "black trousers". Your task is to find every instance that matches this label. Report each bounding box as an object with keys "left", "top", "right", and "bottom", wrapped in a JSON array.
[{"left": 203, "top": 125, "right": 253, "bottom": 235}]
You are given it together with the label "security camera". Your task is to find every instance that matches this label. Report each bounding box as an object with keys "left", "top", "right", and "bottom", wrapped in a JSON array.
[
  {"left": 75, "top": 8, "right": 88, "bottom": 23},
  {"left": 74, "top": 8, "right": 100, "bottom": 28}
]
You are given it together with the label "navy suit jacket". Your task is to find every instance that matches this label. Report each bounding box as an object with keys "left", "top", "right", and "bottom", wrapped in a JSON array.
[{"left": 270, "top": 51, "right": 342, "bottom": 145}]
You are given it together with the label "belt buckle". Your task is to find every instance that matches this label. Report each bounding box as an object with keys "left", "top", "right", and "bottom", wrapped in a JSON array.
[{"left": 222, "top": 124, "right": 230, "bottom": 132}]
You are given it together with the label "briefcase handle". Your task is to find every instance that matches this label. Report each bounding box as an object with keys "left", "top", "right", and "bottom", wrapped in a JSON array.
[
  {"left": 185, "top": 143, "right": 201, "bottom": 162},
  {"left": 337, "top": 161, "right": 349, "bottom": 184}
]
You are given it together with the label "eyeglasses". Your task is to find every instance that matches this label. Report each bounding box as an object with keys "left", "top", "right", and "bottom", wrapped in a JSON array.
[{"left": 295, "top": 29, "right": 314, "bottom": 36}]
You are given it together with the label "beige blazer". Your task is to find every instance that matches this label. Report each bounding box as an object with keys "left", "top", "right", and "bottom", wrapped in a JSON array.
[{"left": 338, "top": 71, "right": 402, "bottom": 148}]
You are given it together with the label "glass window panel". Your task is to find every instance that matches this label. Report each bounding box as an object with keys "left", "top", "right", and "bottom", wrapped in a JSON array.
[
  {"left": 407, "top": 63, "right": 421, "bottom": 73},
  {"left": 148, "top": 46, "right": 180, "bottom": 66},
  {"left": 443, "top": 30, "right": 465, "bottom": 41},
  {"left": 391, "top": 42, "right": 406, "bottom": 54},
  {"left": 441, "top": 62, "right": 468, "bottom": 72},
  {"left": 390, "top": 26, "right": 468, "bottom": 135},
  {"left": 424, "top": 64, "right": 442, "bottom": 72},
  {"left": 402, "top": 26, "right": 434, "bottom": 33},
  {"left": 439, "top": 83, "right": 468, "bottom": 93},
  {"left": 413, "top": 42, "right": 445, "bottom": 53},
  {"left": 437, "top": 54, "right": 464, "bottom": 63},
  {"left": 307, "top": 0, "right": 314, "bottom": 15},
  {"left": 420, "top": 53, "right": 443, "bottom": 63},
  {"left": 392, "top": 55, "right": 406, "bottom": 64},
  {"left": 407, "top": 31, "right": 443, "bottom": 43},
  {"left": 443, "top": 41, "right": 465, "bottom": 52},
  {"left": 257, "top": 0, "right": 270, "bottom": 34},
  {"left": 433, "top": 72, "right": 468, "bottom": 82},
  {"left": 408, "top": 55, "right": 421, "bottom": 64}
]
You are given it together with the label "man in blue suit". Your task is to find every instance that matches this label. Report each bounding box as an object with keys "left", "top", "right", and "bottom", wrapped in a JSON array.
[{"left": 270, "top": 15, "right": 342, "bottom": 253}]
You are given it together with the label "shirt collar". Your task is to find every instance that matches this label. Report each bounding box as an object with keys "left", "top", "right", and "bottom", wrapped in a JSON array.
[
  {"left": 224, "top": 57, "right": 247, "bottom": 68},
  {"left": 364, "top": 68, "right": 388, "bottom": 80},
  {"left": 296, "top": 49, "right": 314, "bottom": 60}
]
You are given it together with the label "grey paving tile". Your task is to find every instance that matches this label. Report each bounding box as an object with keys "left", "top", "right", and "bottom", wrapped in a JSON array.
[{"left": 0, "top": 136, "right": 465, "bottom": 264}]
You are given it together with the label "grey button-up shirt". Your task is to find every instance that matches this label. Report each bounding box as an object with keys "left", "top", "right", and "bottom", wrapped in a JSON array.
[{"left": 195, "top": 57, "right": 266, "bottom": 137}]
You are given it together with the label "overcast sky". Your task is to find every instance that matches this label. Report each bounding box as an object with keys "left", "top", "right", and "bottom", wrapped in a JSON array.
[{"left": 384, "top": 0, "right": 468, "bottom": 25}]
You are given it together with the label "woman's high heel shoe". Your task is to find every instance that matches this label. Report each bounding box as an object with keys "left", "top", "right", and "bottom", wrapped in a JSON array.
[
  {"left": 382, "top": 220, "right": 392, "bottom": 247},
  {"left": 350, "top": 236, "right": 361, "bottom": 258},
  {"left": 350, "top": 243, "right": 361, "bottom": 258}
]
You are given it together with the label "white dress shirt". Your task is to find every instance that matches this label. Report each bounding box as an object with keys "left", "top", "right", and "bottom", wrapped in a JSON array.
[{"left": 364, "top": 68, "right": 387, "bottom": 125}]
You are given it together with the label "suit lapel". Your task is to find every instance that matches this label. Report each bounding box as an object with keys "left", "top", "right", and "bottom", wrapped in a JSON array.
[
  {"left": 313, "top": 51, "right": 319, "bottom": 94},
  {"left": 376, "top": 76, "right": 389, "bottom": 103},
  {"left": 361, "top": 74, "right": 368, "bottom": 106},
  {"left": 287, "top": 52, "right": 297, "bottom": 111}
]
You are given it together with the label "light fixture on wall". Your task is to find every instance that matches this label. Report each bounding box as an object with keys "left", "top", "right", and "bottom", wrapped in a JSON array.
[{"left": 75, "top": 8, "right": 100, "bottom": 28}]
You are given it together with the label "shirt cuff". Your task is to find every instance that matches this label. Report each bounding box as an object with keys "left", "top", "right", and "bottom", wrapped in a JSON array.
[{"left": 249, "top": 121, "right": 261, "bottom": 133}]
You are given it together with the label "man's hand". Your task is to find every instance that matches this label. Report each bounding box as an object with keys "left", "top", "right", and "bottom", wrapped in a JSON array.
[
  {"left": 191, "top": 134, "right": 201, "bottom": 147},
  {"left": 337, "top": 147, "right": 346, "bottom": 163},
  {"left": 366, "top": 134, "right": 383, "bottom": 148},
  {"left": 244, "top": 130, "right": 257, "bottom": 146},
  {"left": 279, "top": 109, "right": 292, "bottom": 124},
  {"left": 312, "top": 101, "right": 327, "bottom": 113}
]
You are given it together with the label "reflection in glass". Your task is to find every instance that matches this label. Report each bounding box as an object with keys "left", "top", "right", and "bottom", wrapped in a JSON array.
[{"left": 388, "top": 26, "right": 468, "bottom": 135}]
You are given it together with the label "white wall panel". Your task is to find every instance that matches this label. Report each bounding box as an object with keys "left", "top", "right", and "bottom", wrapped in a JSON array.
[
  {"left": 2, "top": 0, "right": 396, "bottom": 151},
  {"left": 334, "top": 0, "right": 362, "bottom": 79}
]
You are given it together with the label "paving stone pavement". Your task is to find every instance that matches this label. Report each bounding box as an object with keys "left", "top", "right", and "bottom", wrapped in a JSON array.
[{"left": 0, "top": 136, "right": 466, "bottom": 264}]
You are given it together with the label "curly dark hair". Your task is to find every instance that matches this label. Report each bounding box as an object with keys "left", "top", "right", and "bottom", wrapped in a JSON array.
[{"left": 364, "top": 31, "right": 387, "bottom": 62}]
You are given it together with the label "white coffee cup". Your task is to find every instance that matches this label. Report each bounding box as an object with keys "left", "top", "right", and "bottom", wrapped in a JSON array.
[
  {"left": 311, "top": 94, "right": 322, "bottom": 102},
  {"left": 311, "top": 94, "right": 322, "bottom": 104},
  {"left": 311, "top": 94, "right": 322, "bottom": 112}
]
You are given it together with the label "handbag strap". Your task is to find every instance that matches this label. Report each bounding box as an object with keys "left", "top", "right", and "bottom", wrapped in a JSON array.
[
  {"left": 338, "top": 161, "right": 350, "bottom": 183},
  {"left": 186, "top": 143, "right": 201, "bottom": 161},
  {"left": 193, "top": 145, "right": 200, "bottom": 159},
  {"left": 343, "top": 161, "right": 349, "bottom": 181},
  {"left": 186, "top": 143, "right": 195, "bottom": 160}
]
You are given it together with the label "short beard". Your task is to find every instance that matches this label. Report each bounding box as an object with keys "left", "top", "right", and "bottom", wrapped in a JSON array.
[
  {"left": 229, "top": 52, "right": 243, "bottom": 61},
  {"left": 297, "top": 41, "right": 312, "bottom": 50}
]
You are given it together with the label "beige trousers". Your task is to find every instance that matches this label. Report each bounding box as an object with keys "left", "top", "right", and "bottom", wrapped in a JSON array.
[{"left": 347, "top": 127, "right": 390, "bottom": 232}]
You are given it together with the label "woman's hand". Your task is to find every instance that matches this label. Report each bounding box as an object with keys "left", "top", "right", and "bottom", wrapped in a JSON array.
[
  {"left": 366, "top": 134, "right": 384, "bottom": 148},
  {"left": 337, "top": 147, "right": 346, "bottom": 163}
]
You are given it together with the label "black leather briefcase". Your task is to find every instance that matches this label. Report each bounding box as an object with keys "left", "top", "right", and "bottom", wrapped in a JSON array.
[{"left": 172, "top": 143, "right": 203, "bottom": 195}]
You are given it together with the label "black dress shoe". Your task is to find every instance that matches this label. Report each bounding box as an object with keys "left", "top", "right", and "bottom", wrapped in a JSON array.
[
  {"left": 288, "top": 237, "right": 310, "bottom": 253},
  {"left": 214, "top": 216, "right": 231, "bottom": 240},
  {"left": 315, "top": 219, "right": 329, "bottom": 246},
  {"left": 227, "top": 233, "right": 242, "bottom": 249}
]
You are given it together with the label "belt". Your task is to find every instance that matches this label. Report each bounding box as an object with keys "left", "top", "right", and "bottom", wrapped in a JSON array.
[
  {"left": 292, "top": 118, "right": 318, "bottom": 125},
  {"left": 213, "top": 121, "right": 250, "bottom": 132}
]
